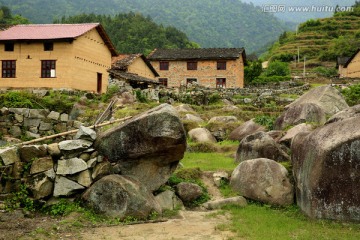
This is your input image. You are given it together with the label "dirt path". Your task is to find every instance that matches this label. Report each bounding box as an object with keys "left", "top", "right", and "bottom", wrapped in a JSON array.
[{"left": 80, "top": 210, "right": 233, "bottom": 240}]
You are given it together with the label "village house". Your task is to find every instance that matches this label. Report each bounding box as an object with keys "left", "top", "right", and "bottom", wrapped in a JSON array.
[
  {"left": 341, "top": 49, "right": 360, "bottom": 78},
  {"left": 0, "top": 23, "right": 117, "bottom": 93},
  {"left": 109, "top": 53, "right": 159, "bottom": 89},
  {"left": 337, "top": 57, "right": 350, "bottom": 78},
  {"left": 147, "top": 48, "right": 246, "bottom": 88}
]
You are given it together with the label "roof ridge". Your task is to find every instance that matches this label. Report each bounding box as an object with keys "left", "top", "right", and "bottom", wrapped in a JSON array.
[{"left": 14, "top": 23, "right": 100, "bottom": 27}]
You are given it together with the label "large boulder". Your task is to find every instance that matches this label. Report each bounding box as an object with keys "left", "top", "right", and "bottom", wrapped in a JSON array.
[
  {"left": 95, "top": 104, "right": 186, "bottom": 192},
  {"left": 235, "top": 131, "right": 290, "bottom": 163},
  {"left": 230, "top": 158, "right": 294, "bottom": 206},
  {"left": 274, "top": 103, "right": 326, "bottom": 130},
  {"left": 228, "top": 119, "right": 265, "bottom": 141},
  {"left": 208, "top": 116, "right": 238, "bottom": 124},
  {"left": 279, "top": 123, "right": 313, "bottom": 147},
  {"left": 285, "top": 85, "right": 348, "bottom": 115},
  {"left": 175, "top": 182, "right": 203, "bottom": 203},
  {"left": 82, "top": 175, "right": 161, "bottom": 219},
  {"left": 188, "top": 128, "right": 217, "bottom": 143},
  {"left": 326, "top": 104, "right": 360, "bottom": 124},
  {"left": 292, "top": 117, "right": 360, "bottom": 221}
]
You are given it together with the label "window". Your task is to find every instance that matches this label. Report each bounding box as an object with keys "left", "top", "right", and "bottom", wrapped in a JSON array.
[
  {"left": 159, "top": 78, "right": 168, "bottom": 87},
  {"left": 216, "top": 78, "right": 226, "bottom": 88},
  {"left": 187, "top": 61, "right": 197, "bottom": 70},
  {"left": 159, "top": 61, "right": 169, "bottom": 70},
  {"left": 41, "top": 60, "right": 56, "bottom": 78},
  {"left": 44, "top": 42, "right": 54, "bottom": 51},
  {"left": 2, "top": 60, "right": 16, "bottom": 78},
  {"left": 4, "top": 42, "right": 14, "bottom": 51},
  {"left": 186, "top": 78, "right": 197, "bottom": 85},
  {"left": 217, "top": 61, "right": 226, "bottom": 70}
]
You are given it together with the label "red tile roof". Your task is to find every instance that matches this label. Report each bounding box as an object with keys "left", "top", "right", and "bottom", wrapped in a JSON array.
[
  {"left": 0, "top": 23, "right": 117, "bottom": 56},
  {"left": 0, "top": 23, "right": 100, "bottom": 40}
]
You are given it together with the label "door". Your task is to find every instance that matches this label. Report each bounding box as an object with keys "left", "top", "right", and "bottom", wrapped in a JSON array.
[
  {"left": 97, "top": 73, "right": 102, "bottom": 93},
  {"left": 216, "top": 78, "right": 226, "bottom": 88}
]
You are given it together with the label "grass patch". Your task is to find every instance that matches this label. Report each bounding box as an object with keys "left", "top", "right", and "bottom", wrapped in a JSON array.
[
  {"left": 222, "top": 203, "right": 360, "bottom": 240},
  {"left": 181, "top": 152, "right": 236, "bottom": 171}
]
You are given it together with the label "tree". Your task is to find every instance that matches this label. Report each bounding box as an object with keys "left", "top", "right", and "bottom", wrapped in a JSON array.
[
  {"left": 244, "top": 60, "right": 262, "bottom": 84},
  {"left": 263, "top": 61, "right": 290, "bottom": 77}
]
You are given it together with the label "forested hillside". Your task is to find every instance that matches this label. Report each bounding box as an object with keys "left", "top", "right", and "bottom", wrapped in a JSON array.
[
  {"left": 0, "top": 6, "right": 29, "bottom": 25},
  {"left": 263, "top": 2, "right": 360, "bottom": 65},
  {"left": 0, "top": 0, "right": 290, "bottom": 53},
  {"left": 56, "top": 13, "right": 198, "bottom": 54}
]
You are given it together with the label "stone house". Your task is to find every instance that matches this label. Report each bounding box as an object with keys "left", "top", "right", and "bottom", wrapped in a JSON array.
[
  {"left": 342, "top": 49, "right": 360, "bottom": 78},
  {"left": 109, "top": 54, "right": 159, "bottom": 89},
  {"left": 148, "top": 48, "right": 246, "bottom": 88},
  {"left": 0, "top": 23, "right": 117, "bottom": 93},
  {"left": 337, "top": 57, "right": 350, "bottom": 78}
]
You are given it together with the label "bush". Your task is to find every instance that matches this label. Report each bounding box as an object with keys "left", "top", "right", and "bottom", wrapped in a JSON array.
[
  {"left": 263, "top": 61, "right": 290, "bottom": 77},
  {"left": 251, "top": 75, "right": 291, "bottom": 85},
  {"left": 0, "top": 91, "right": 35, "bottom": 108},
  {"left": 254, "top": 115, "right": 276, "bottom": 130},
  {"left": 341, "top": 84, "right": 360, "bottom": 106},
  {"left": 135, "top": 89, "right": 148, "bottom": 103},
  {"left": 313, "top": 66, "right": 338, "bottom": 77}
]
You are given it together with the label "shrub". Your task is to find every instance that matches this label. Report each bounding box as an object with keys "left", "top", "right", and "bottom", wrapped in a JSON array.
[
  {"left": 254, "top": 115, "right": 276, "bottom": 130},
  {"left": 342, "top": 84, "right": 360, "bottom": 106},
  {"left": 251, "top": 75, "right": 291, "bottom": 85},
  {"left": 135, "top": 89, "right": 148, "bottom": 103},
  {"left": 313, "top": 66, "right": 338, "bottom": 77},
  {"left": 263, "top": 61, "right": 290, "bottom": 77},
  {"left": 0, "top": 91, "right": 35, "bottom": 108}
]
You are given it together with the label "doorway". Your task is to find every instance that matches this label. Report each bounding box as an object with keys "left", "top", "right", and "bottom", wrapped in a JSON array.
[{"left": 97, "top": 73, "right": 102, "bottom": 93}]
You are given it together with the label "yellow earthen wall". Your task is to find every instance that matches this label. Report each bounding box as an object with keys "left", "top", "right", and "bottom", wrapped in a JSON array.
[
  {"left": 128, "top": 57, "right": 157, "bottom": 79},
  {"left": 345, "top": 52, "right": 360, "bottom": 78},
  {"left": 151, "top": 58, "right": 244, "bottom": 88},
  {"left": 0, "top": 28, "right": 112, "bottom": 93}
]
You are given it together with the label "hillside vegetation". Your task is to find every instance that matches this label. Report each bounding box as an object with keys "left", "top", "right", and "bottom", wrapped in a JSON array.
[
  {"left": 55, "top": 13, "right": 198, "bottom": 55},
  {"left": 0, "top": 0, "right": 290, "bottom": 52},
  {"left": 263, "top": 3, "right": 360, "bottom": 65}
]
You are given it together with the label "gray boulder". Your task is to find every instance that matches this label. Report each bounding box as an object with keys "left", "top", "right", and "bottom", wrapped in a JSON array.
[
  {"left": 54, "top": 176, "right": 85, "bottom": 197},
  {"left": 74, "top": 126, "right": 97, "bottom": 141},
  {"left": 274, "top": 103, "right": 326, "bottom": 130},
  {"left": 279, "top": 123, "right": 313, "bottom": 146},
  {"left": 175, "top": 104, "right": 195, "bottom": 113},
  {"left": 208, "top": 116, "right": 238, "bottom": 124},
  {"left": 326, "top": 104, "right": 360, "bottom": 124},
  {"left": 0, "top": 147, "right": 20, "bottom": 165},
  {"left": 235, "top": 131, "right": 290, "bottom": 163},
  {"left": 291, "top": 117, "right": 360, "bottom": 221},
  {"left": 230, "top": 158, "right": 294, "bottom": 206},
  {"left": 175, "top": 182, "right": 203, "bottom": 203},
  {"left": 95, "top": 104, "right": 186, "bottom": 192},
  {"left": 155, "top": 190, "right": 184, "bottom": 211},
  {"left": 228, "top": 119, "right": 266, "bottom": 141},
  {"left": 188, "top": 128, "right": 217, "bottom": 143},
  {"left": 183, "top": 114, "right": 204, "bottom": 123},
  {"left": 58, "top": 139, "right": 93, "bottom": 158},
  {"left": 56, "top": 158, "right": 88, "bottom": 175},
  {"left": 203, "top": 196, "right": 247, "bottom": 210},
  {"left": 285, "top": 85, "right": 348, "bottom": 115},
  {"left": 82, "top": 175, "right": 161, "bottom": 219}
]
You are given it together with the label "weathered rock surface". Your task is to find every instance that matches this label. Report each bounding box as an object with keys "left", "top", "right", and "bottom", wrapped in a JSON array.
[
  {"left": 203, "top": 196, "right": 247, "bottom": 210},
  {"left": 188, "top": 128, "right": 217, "bottom": 143},
  {"left": 230, "top": 158, "right": 294, "bottom": 206},
  {"left": 155, "top": 190, "right": 184, "bottom": 211},
  {"left": 30, "top": 157, "right": 54, "bottom": 175},
  {"left": 176, "top": 182, "right": 203, "bottom": 203},
  {"left": 228, "top": 119, "right": 265, "bottom": 141},
  {"left": 285, "top": 85, "right": 348, "bottom": 115},
  {"left": 175, "top": 104, "right": 195, "bottom": 113},
  {"left": 326, "top": 104, "right": 360, "bottom": 124},
  {"left": 208, "top": 116, "right": 238, "bottom": 124},
  {"left": 95, "top": 104, "right": 186, "bottom": 192},
  {"left": 292, "top": 117, "right": 360, "bottom": 221},
  {"left": 235, "top": 131, "right": 290, "bottom": 163},
  {"left": 56, "top": 158, "right": 88, "bottom": 175},
  {"left": 58, "top": 140, "right": 93, "bottom": 158},
  {"left": 18, "top": 145, "right": 47, "bottom": 162},
  {"left": 0, "top": 147, "right": 20, "bottom": 165},
  {"left": 274, "top": 103, "right": 326, "bottom": 130},
  {"left": 183, "top": 114, "right": 204, "bottom": 123},
  {"left": 213, "top": 171, "right": 229, "bottom": 187},
  {"left": 279, "top": 123, "right": 313, "bottom": 146},
  {"left": 54, "top": 176, "right": 85, "bottom": 197},
  {"left": 82, "top": 175, "right": 161, "bottom": 219},
  {"left": 28, "top": 173, "right": 53, "bottom": 199},
  {"left": 74, "top": 126, "right": 97, "bottom": 141}
]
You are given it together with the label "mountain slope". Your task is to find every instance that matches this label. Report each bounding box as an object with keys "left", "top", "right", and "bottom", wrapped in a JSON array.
[{"left": 0, "top": 0, "right": 290, "bottom": 52}]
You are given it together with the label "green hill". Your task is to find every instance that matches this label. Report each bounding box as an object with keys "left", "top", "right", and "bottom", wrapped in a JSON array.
[
  {"left": 0, "top": 0, "right": 291, "bottom": 53},
  {"left": 264, "top": 4, "right": 360, "bottom": 66}
]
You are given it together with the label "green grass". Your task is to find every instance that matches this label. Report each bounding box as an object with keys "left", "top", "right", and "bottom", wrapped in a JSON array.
[
  {"left": 181, "top": 152, "right": 237, "bottom": 171},
  {"left": 223, "top": 203, "right": 360, "bottom": 240}
]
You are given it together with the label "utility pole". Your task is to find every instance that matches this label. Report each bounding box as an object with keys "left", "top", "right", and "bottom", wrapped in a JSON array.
[{"left": 297, "top": 47, "right": 300, "bottom": 64}]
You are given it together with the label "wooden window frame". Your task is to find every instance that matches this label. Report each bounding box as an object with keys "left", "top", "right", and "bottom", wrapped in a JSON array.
[
  {"left": 187, "top": 61, "right": 197, "bottom": 70},
  {"left": 159, "top": 61, "right": 169, "bottom": 70},
  {"left": 4, "top": 42, "right": 14, "bottom": 52},
  {"left": 44, "top": 42, "right": 54, "bottom": 51},
  {"left": 186, "top": 78, "right": 197, "bottom": 85},
  {"left": 2, "top": 60, "right": 16, "bottom": 78},
  {"left": 217, "top": 61, "right": 226, "bottom": 70},
  {"left": 216, "top": 78, "right": 226, "bottom": 88},
  {"left": 159, "top": 78, "right": 168, "bottom": 87},
  {"left": 41, "top": 60, "right": 56, "bottom": 78}
]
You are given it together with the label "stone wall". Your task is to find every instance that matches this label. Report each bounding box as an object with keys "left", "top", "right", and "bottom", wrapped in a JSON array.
[
  {"left": 0, "top": 107, "right": 82, "bottom": 145},
  {"left": 0, "top": 126, "right": 105, "bottom": 199}
]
